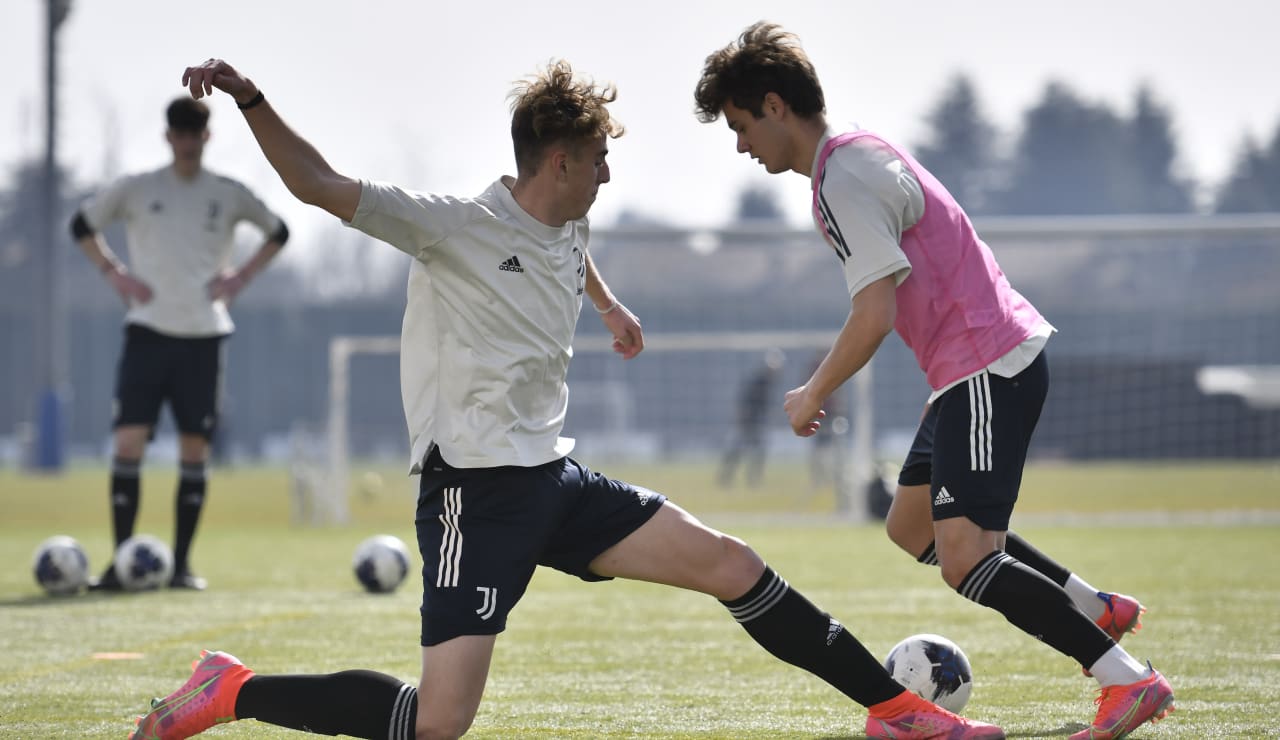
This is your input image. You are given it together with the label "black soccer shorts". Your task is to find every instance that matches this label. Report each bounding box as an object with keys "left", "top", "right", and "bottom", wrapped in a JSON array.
[
  {"left": 897, "top": 351, "right": 1049, "bottom": 531},
  {"left": 113, "top": 323, "right": 226, "bottom": 440},
  {"left": 414, "top": 447, "right": 666, "bottom": 646}
]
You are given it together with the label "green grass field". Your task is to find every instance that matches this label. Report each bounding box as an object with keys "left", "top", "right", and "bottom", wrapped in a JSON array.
[{"left": 2, "top": 461, "right": 1278, "bottom": 738}]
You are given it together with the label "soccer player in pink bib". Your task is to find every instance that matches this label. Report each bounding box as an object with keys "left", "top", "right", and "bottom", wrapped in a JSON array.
[{"left": 695, "top": 22, "right": 1174, "bottom": 740}]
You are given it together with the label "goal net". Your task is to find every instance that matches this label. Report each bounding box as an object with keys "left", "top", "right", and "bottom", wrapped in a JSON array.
[{"left": 311, "top": 216, "right": 1280, "bottom": 525}]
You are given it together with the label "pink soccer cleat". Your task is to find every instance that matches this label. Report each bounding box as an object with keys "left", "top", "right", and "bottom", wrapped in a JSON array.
[
  {"left": 130, "top": 650, "right": 253, "bottom": 740},
  {"left": 1070, "top": 665, "right": 1175, "bottom": 740},
  {"left": 866, "top": 702, "right": 1006, "bottom": 739}
]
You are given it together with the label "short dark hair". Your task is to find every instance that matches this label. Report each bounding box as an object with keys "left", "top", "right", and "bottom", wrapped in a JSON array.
[
  {"left": 694, "top": 21, "right": 825, "bottom": 123},
  {"left": 166, "top": 97, "right": 210, "bottom": 132},
  {"left": 508, "top": 60, "right": 624, "bottom": 177}
]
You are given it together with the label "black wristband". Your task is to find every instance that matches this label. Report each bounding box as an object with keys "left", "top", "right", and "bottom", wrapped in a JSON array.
[{"left": 237, "top": 90, "right": 265, "bottom": 110}]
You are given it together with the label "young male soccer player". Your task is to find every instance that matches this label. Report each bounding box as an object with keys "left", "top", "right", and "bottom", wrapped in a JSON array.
[
  {"left": 124, "top": 57, "right": 1008, "bottom": 740},
  {"left": 72, "top": 97, "right": 288, "bottom": 591},
  {"left": 694, "top": 22, "right": 1176, "bottom": 740}
]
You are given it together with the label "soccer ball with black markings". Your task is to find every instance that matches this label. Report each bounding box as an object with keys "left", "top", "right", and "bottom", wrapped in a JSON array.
[
  {"left": 353, "top": 535, "right": 410, "bottom": 593},
  {"left": 113, "top": 534, "right": 174, "bottom": 591},
  {"left": 33, "top": 535, "right": 90, "bottom": 596},
  {"left": 884, "top": 633, "right": 974, "bottom": 713}
]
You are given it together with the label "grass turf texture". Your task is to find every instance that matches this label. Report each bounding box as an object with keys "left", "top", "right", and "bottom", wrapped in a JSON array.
[{"left": 1, "top": 462, "right": 1277, "bottom": 738}]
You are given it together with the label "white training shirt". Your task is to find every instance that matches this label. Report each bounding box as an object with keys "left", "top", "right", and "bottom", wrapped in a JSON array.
[
  {"left": 812, "top": 129, "right": 1054, "bottom": 399},
  {"left": 80, "top": 165, "right": 283, "bottom": 337},
  {"left": 345, "top": 176, "right": 587, "bottom": 471}
]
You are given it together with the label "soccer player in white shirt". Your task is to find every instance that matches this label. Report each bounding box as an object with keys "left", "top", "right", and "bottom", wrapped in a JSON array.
[
  {"left": 72, "top": 97, "right": 288, "bottom": 592},
  {"left": 123, "top": 58, "right": 1006, "bottom": 740}
]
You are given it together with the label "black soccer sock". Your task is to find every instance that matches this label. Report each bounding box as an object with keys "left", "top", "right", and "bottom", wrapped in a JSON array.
[
  {"left": 721, "top": 567, "right": 903, "bottom": 707},
  {"left": 918, "top": 534, "right": 1073, "bottom": 585},
  {"left": 236, "top": 671, "right": 417, "bottom": 739},
  {"left": 109, "top": 457, "right": 142, "bottom": 549},
  {"left": 956, "top": 551, "right": 1113, "bottom": 667},
  {"left": 1003, "top": 532, "right": 1071, "bottom": 586},
  {"left": 173, "top": 461, "right": 207, "bottom": 572}
]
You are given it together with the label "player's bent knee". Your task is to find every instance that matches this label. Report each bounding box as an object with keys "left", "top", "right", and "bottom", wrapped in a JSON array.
[{"left": 708, "top": 535, "right": 765, "bottom": 598}]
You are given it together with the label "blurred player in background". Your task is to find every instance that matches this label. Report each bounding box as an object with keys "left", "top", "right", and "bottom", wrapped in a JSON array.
[
  {"left": 695, "top": 21, "right": 1174, "bottom": 740},
  {"left": 717, "top": 347, "right": 784, "bottom": 488},
  {"left": 71, "top": 97, "right": 288, "bottom": 591},
  {"left": 124, "top": 57, "right": 1008, "bottom": 740}
]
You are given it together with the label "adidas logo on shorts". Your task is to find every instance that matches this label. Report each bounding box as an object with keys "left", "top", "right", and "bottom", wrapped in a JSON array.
[{"left": 934, "top": 486, "right": 955, "bottom": 505}]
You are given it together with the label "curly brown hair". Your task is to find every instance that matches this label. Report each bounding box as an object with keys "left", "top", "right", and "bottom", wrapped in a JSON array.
[
  {"left": 509, "top": 60, "right": 625, "bottom": 176},
  {"left": 694, "top": 22, "right": 825, "bottom": 123}
]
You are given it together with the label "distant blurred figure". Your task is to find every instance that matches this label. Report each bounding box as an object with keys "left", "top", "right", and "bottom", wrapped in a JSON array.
[
  {"left": 718, "top": 348, "right": 784, "bottom": 488},
  {"left": 806, "top": 350, "right": 848, "bottom": 495},
  {"left": 71, "top": 97, "right": 288, "bottom": 591}
]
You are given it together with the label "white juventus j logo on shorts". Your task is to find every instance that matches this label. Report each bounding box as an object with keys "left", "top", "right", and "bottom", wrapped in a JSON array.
[
  {"left": 475, "top": 586, "right": 497, "bottom": 621},
  {"left": 436, "top": 487, "right": 463, "bottom": 587},
  {"left": 967, "top": 372, "right": 994, "bottom": 472}
]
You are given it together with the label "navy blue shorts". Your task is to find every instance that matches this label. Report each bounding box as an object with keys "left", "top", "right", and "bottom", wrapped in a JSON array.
[
  {"left": 415, "top": 447, "right": 666, "bottom": 646},
  {"left": 897, "top": 351, "right": 1048, "bottom": 531},
  {"left": 114, "top": 324, "right": 226, "bottom": 440}
]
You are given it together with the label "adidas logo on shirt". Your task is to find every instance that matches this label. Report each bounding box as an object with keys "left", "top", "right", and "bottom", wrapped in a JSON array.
[
  {"left": 934, "top": 486, "right": 955, "bottom": 506},
  {"left": 499, "top": 256, "right": 524, "bottom": 273}
]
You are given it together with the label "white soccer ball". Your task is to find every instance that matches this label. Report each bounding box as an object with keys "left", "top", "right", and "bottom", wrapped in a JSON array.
[
  {"left": 884, "top": 633, "right": 974, "bottom": 713},
  {"left": 32, "top": 535, "right": 90, "bottom": 596},
  {"left": 353, "top": 534, "right": 411, "bottom": 593},
  {"left": 113, "top": 534, "right": 174, "bottom": 591}
]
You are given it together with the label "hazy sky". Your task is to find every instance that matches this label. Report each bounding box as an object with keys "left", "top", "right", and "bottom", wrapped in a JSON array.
[{"left": 3, "top": 0, "right": 1277, "bottom": 252}]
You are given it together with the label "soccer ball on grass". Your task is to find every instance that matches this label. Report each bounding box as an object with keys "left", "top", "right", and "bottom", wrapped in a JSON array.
[
  {"left": 114, "top": 534, "right": 174, "bottom": 591},
  {"left": 884, "top": 633, "right": 974, "bottom": 713},
  {"left": 353, "top": 534, "right": 410, "bottom": 593},
  {"left": 33, "top": 535, "right": 90, "bottom": 596}
]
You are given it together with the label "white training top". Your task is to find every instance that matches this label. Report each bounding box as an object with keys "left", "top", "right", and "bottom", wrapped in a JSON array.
[
  {"left": 346, "top": 176, "right": 587, "bottom": 471},
  {"left": 80, "top": 165, "right": 282, "bottom": 337},
  {"left": 814, "top": 135, "right": 922, "bottom": 299},
  {"left": 811, "top": 129, "right": 1054, "bottom": 401}
]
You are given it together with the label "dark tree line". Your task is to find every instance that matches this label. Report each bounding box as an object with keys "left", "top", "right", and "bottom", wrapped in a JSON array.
[{"left": 912, "top": 74, "right": 1279, "bottom": 216}]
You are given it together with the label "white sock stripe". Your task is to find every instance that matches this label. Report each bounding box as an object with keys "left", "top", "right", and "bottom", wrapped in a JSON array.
[
  {"left": 436, "top": 487, "right": 463, "bottom": 587},
  {"left": 728, "top": 573, "right": 789, "bottom": 623},
  {"left": 924, "top": 551, "right": 939, "bottom": 565},
  {"left": 388, "top": 684, "right": 416, "bottom": 740},
  {"left": 111, "top": 460, "right": 142, "bottom": 476},
  {"left": 961, "top": 552, "right": 1010, "bottom": 602},
  {"left": 981, "top": 371, "right": 994, "bottom": 471}
]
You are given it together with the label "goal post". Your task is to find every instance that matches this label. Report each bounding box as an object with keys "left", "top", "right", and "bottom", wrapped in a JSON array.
[
  {"left": 319, "top": 331, "right": 878, "bottom": 526},
  {"left": 323, "top": 335, "right": 400, "bottom": 525}
]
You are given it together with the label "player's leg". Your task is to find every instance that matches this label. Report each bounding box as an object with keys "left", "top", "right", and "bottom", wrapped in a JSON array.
[
  {"left": 167, "top": 334, "right": 225, "bottom": 589},
  {"left": 717, "top": 429, "right": 743, "bottom": 487},
  {"left": 892, "top": 384, "right": 1144, "bottom": 640},
  {"left": 130, "top": 648, "right": 426, "bottom": 740},
  {"left": 92, "top": 326, "right": 165, "bottom": 591},
  {"left": 205, "top": 637, "right": 494, "bottom": 739},
  {"left": 929, "top": 356, "right": 1172, "bottom": 734},
  {"left": 744, "top": 426, "right": 766, "bottom": 487},
  {"left": 171, "top": 434, "right": 210, "bottom": 589},
  {"left": 582, "top": 493, "right": 1001, "bottom": 736}
]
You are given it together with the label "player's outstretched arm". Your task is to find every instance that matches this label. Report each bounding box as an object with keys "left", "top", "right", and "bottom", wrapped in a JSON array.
[{"left": 181, "top": 59, "right": 360, "bottom": 222}]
